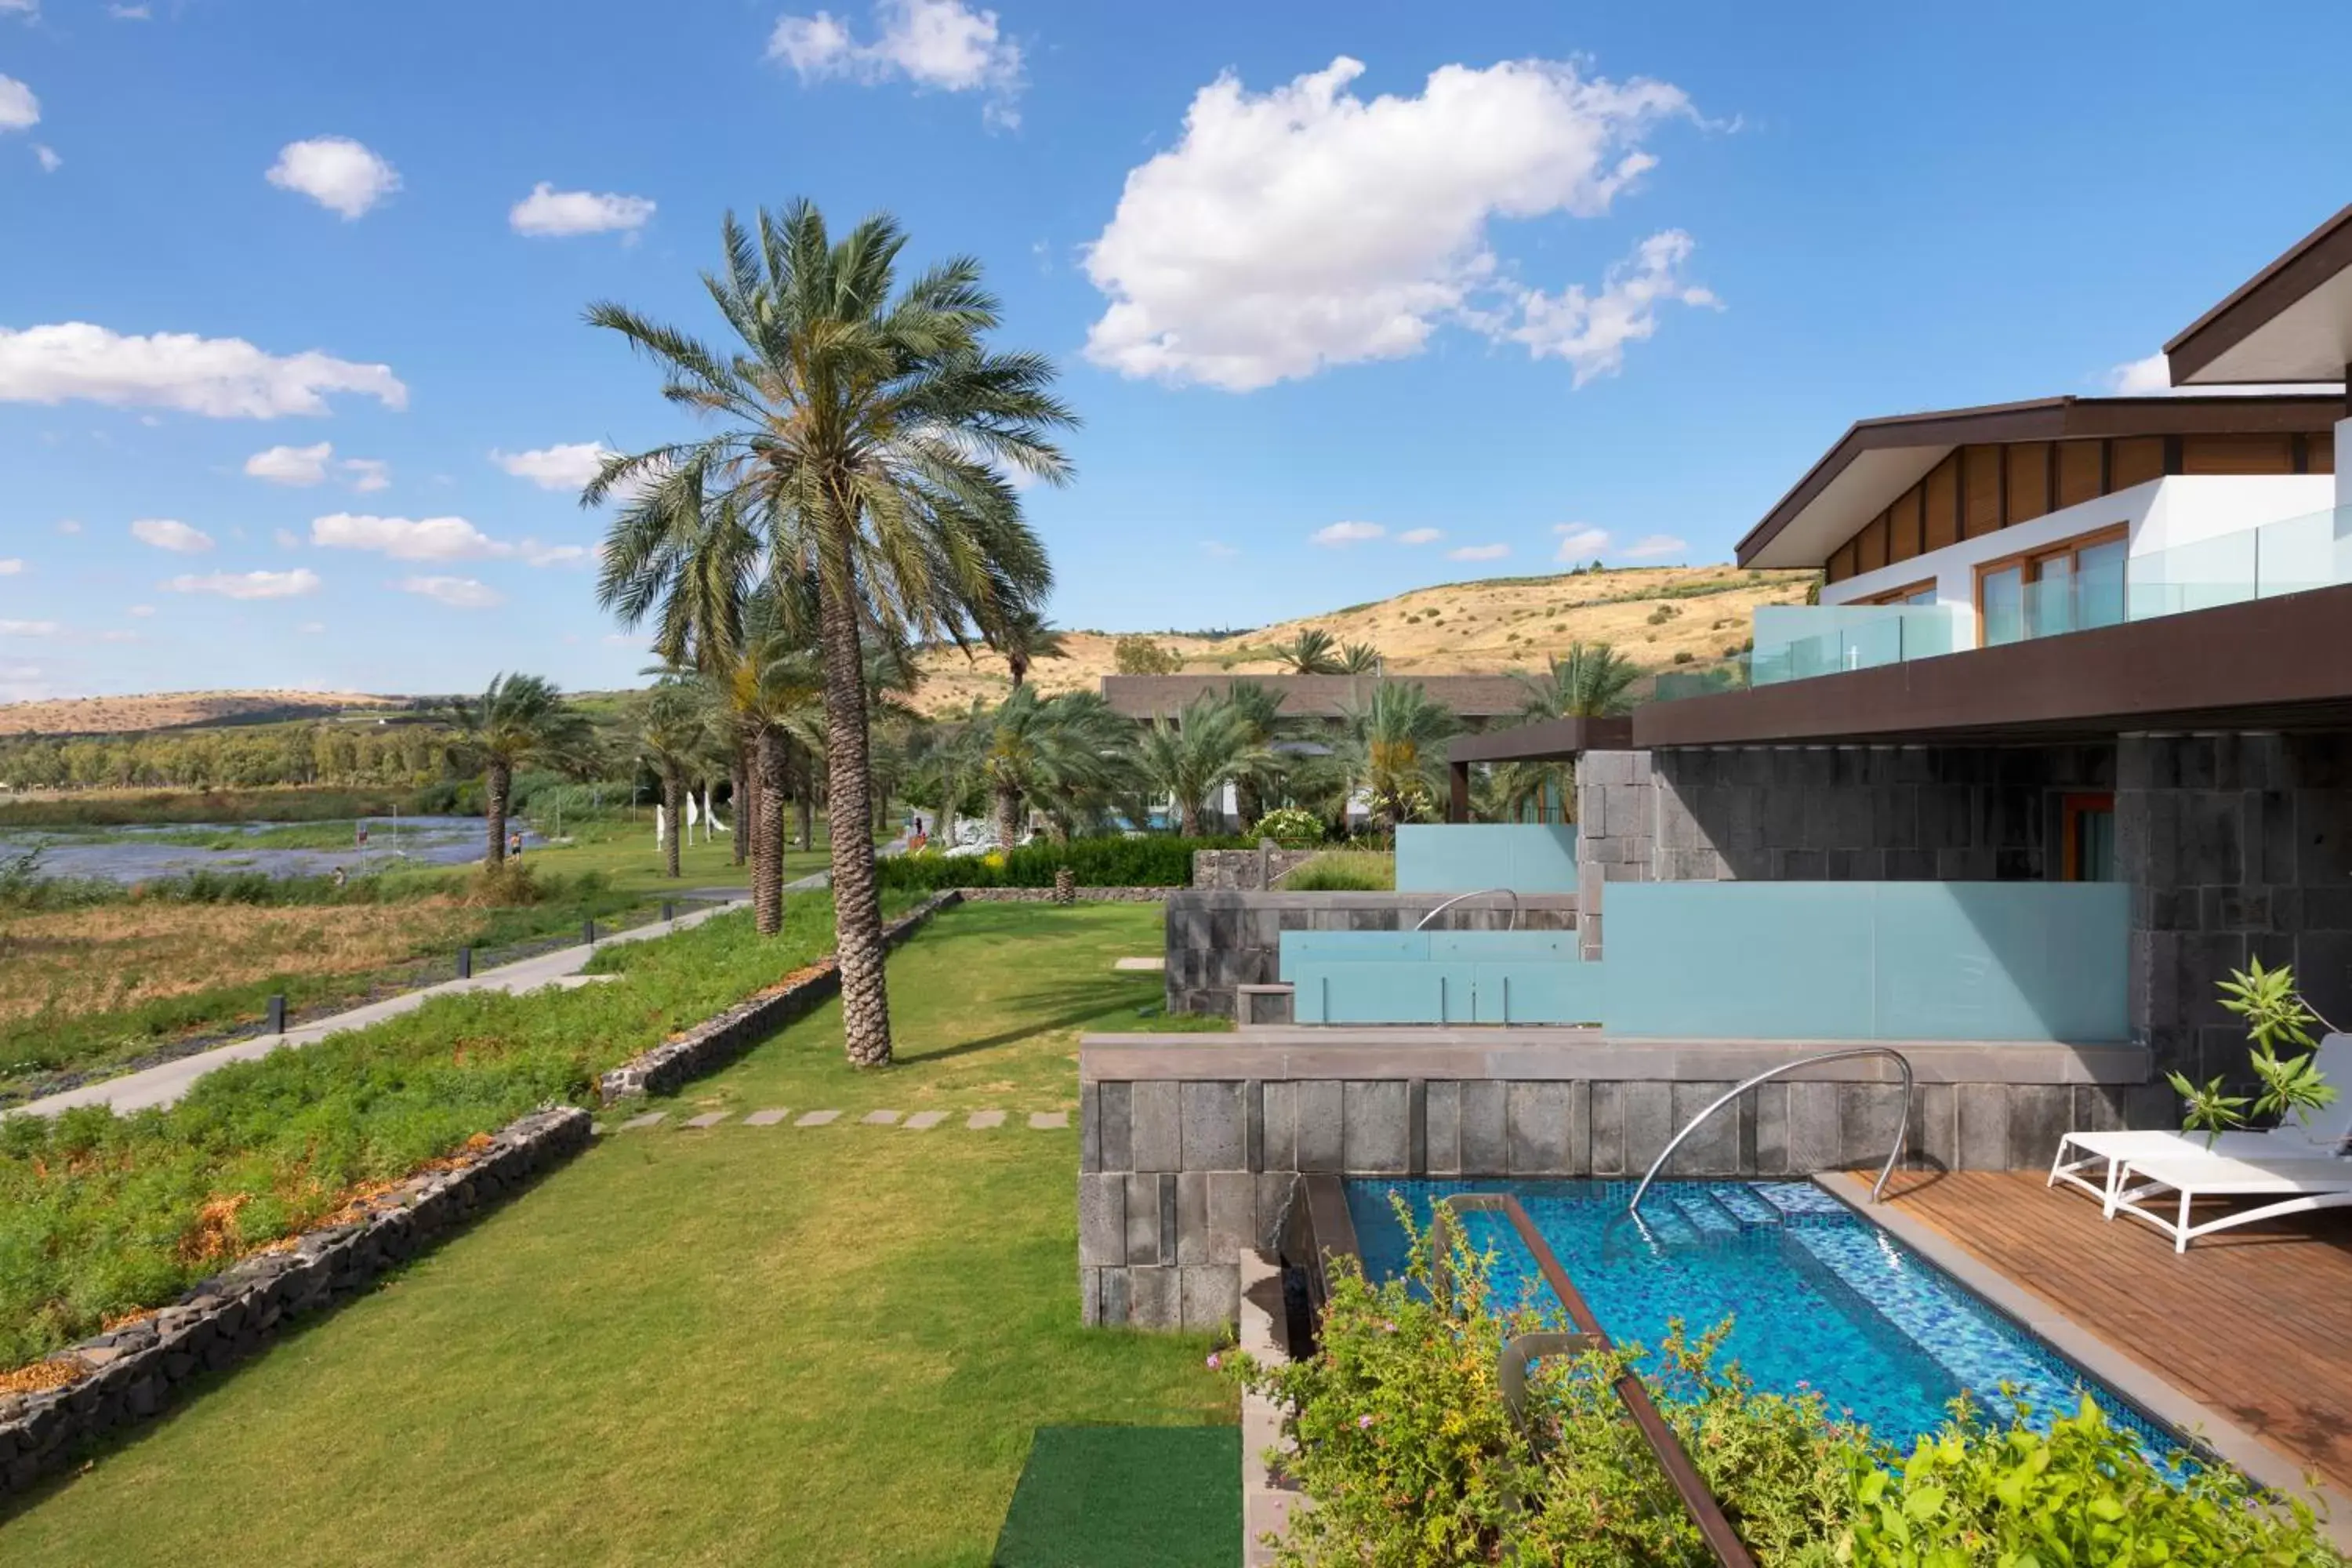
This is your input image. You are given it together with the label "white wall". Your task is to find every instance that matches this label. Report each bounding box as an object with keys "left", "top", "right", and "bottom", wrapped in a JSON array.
[{"left": 1819, "top": 474, "right": 2334, "bottom": 640}]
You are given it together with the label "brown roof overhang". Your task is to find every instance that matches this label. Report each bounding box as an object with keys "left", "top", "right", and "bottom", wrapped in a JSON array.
[
  {"left": 1632, "top": 581, "right": 2352, "bottom": 748},
  {"left": 1445, "top": 715, "right": 1635, "bottom": 764},
  {"left": 1101, "top": 673, "right": 1531, "bottom": 720},
  {"left": 2165, "top": 202, "right": 2352, "bottom": 386},
  {"left": 1736, "top": 394, "right": 2345, "bottom": 569}
]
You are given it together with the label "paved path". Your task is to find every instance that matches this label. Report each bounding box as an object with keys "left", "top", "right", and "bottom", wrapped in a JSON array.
[
  {"left": 9, "top": 881, "right": 825, "bottom": 1120},
  {"left": 608, "top": 1105, "right": 1070, "bottom": 1134}
]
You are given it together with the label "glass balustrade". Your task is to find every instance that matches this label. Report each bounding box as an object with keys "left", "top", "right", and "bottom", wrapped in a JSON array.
[{"left": 1651, "top": 503, "right": 2352, "bottom": 702}]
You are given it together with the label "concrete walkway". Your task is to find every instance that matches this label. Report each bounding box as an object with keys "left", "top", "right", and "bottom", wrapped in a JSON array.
[{"left": 13, "top": 873, "right": 826, "bottom": 1120}]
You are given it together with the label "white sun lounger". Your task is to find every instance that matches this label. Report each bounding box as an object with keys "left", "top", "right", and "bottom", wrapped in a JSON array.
[
  {"left": 2107, "top": 1151, "right": 2352, "bottom": 1252},
  {"left": 2049, "top": 1033, "right": 2352, "bottom": 1214}
]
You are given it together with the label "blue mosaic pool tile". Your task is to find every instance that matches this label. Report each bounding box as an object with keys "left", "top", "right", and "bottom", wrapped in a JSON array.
[
  {"left": 1705, "top": 1184, "right": 1782, "bottom": 1228},
  {"left": 1671, "top": 1191, "right": 1742, "bottom": 1237},
  {"left": 1752, "top": 1181, "right": 1851, "bottom": 1219}
]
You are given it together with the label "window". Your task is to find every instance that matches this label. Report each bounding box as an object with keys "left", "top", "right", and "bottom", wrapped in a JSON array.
[
  {"left": 2062, "top": 793, "right": 2116, "bottom": 882},
  {"left": 1864, "top": 579, "right": 1937, "bottom": 608},
  {"left": 1975, "top": 525, "right": 2128, "bottom": 647}
]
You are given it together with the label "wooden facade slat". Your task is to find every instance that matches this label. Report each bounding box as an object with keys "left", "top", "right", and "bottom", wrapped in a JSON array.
[
  {"left": 2110, "top": 435, "right": 2165, "bottom": 489},
  {"left": 1886, "top": 1171, "right": 2352, "bottom": 1493},
  {"left": 1962, "top": 445, "right": 2003, "bottom": 538},
  {"left": 2314, "top": 430, "right": 2337, "bottom": 475},
  {"left": 1857, "top": 514, "right": 1889, "bottom": 572},
  {"left": 1922, "top": 456, "right": 1960, "bottom": 550},
  {"left": 2054, "top": 440, "right": 2103, "bottom": 508},
  {"left": 2002, "top": 441, "right": 2052, "bottom": 526},
  {"left": 2181, "top": 433, "right": 2299, "bottom": 475}
]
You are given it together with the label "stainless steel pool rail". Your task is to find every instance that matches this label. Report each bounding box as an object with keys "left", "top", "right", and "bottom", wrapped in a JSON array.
[
  {"left": 1628, "top": 1047, "right": 1915, "bottom": 1214},
  {"left": 1413, "top": 887, "right": 1521, "bottom": 931},
  {"left": 1427, "top": 1194, "right": 1759, "bottom": 1568}
]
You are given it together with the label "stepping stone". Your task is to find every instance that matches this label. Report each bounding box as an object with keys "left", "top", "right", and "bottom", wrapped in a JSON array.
[
  {"left": 796, "top": 1109, "right": 842, "bottom": 1127},
  {"left": 681, "top": 1112, "right": 731, "bottom": 1129},
  {"left": 902, "top": 1111, "right": 947, "bottom": 1130},
  {"left": 743, "top": 1109, "right": 790, "bottom": 1127},
  {"left": 862, "top": 1109, "right": 903, "bottom": 1126},
  {"left": 966, "top": 1110, "right": 1007, "bottom": 1130},
  {"left": 1112, "top": 956, "right": 1165, "bottom": 971},
  {"left": 1029, "top": 1111, "right": 1069, "bottom": 1131},
  {"left": 618, "top": 1112, "right": 666, "bottom": 1131}
]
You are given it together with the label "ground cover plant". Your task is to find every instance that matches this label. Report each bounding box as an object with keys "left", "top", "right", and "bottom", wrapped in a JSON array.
[
  {"left": 0, "top": 902, "right": 1231, "bottom": 1566},
  {"left": 0, "top": 891, "right": 900, "bottom": 1370},
  {"left": 0, "top": 787, "right": 423, "bottom": 830},
  {"left": 877, "top": 832, "right": 1250, "bottom": 891},
  {"left": 1236, "top": 1216, "right": 2343, "bottom": 1566},
  {"left": 1279, "top": 851, "right": 1396, "bottom": 891}
]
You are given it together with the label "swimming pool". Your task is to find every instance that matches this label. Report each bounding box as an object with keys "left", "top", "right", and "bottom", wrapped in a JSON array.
[{"left": 1347, "top": 1178, "right": 2182, "bottom": 1457}]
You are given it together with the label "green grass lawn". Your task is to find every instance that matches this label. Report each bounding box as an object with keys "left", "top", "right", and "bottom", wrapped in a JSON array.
[
  {"left": 516, "top": 811, "right": 844, "bottom": 897},
  {"left": 0, "top": 903, "right": 1233, "bottom": 1566}
]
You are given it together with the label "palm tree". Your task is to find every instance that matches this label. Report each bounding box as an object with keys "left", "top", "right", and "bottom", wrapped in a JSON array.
[
  {"left": 637, "top": 682, "right": 709, "bottom": 880},
  {"left": 598, "top": 459, "right": 762, "bottom": 868},
  {"left": 445, "top": 673, "right": 595, "bottom": 869},
  {"left": 1490, "top": 643, "right": 1641, "bottom": 823},
  {"left": 985, "top": 605, "right": 1068, "bottom": 691},
  {"left": 1338, "top": 641, "right": 1382, "bottom": 675},
  {"left": 1136, "top": 693, "right": 1268, "bottom": 837},
  {"left": 1274, "top": 627, "right": 1343, "bottom": 675},
  {"left": 1222, "top": 679, "right": 1288, "bottom": 829},
  {"left": 589, "top": 201, "right": 1072, "bottom": 1068},
  {"left": 1338, "top": 681, "right": 1460, "bottom": 835},
  {"left": 957, "top": 687, "right": 1131, "bottom": 849}
]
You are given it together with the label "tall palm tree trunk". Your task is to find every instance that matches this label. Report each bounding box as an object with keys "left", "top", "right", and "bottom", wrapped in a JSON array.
[
  {"left": 737, "top": 716, "right": 762, "bottom": 869},
  {"left": 485, "top": 760, "right": 510, "bottom": 868},
  {"left": 1179, "top": 797, "right": 1203, "bottom": 837},
  {"left": 818, "top": 561, "right": 892, "bottom": 1068},
  {"left": 754, "top": 725, "right": 786, "bottom": 935},
  {"left": 662, "top": 768, "right": 683, "bottom": 880},
  {"left": 797, "top": 748, "right": 816, "bottom": 855},
  {"left": 993, "top": 782, "right": 1022, "bottom": 852}
]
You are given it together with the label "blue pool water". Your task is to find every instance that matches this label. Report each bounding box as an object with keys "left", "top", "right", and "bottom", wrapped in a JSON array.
[{"left": 1348, "top": 1178, "right": 2181, "bottom": 1457}]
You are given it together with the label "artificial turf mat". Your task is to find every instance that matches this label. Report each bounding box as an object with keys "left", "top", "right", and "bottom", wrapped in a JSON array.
[{"left": 992, "top": 1425, "right": 1241, "bottom": 1567}]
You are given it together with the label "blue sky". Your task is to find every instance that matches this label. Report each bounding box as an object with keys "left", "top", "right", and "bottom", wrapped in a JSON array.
[{"left": 3, "top": 0, "right": 2348, "bottom": 701}]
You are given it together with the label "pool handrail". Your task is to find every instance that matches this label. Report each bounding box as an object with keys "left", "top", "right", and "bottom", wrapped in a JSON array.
[
  {"left": 1413, "top": 887, "right": 1521, "bottom": 931},
  {"left": 1428, "top": 1193, "right": 1759, "bottom": 1568},
  {"left": 1628, "top": 1047, "right": 1915, "bottom": 1214}
]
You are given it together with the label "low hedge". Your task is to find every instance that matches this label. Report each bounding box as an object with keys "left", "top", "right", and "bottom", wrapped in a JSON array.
[{"left": 876, "top": 834, "right": 1253, "bottom": 891}]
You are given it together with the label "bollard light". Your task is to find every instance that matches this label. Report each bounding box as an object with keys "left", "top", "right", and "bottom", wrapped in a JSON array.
[
  {"left": 457, "top": 946, "right": 472, "bottom": 980},
  {"left": 583, "top": 919, "right": 595, "bottom": 946},
  {"left": 267, "top": 994, "right": 286, "bottom": 1035}
]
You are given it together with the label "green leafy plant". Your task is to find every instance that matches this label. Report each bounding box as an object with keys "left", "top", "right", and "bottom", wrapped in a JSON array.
[
  {"left": 1250, "top": 807, "right": 1325, "bottom": 848},
  {"left": 874, "top": 833, "right": 1251, "bottom": 891},
  {"left": 2170, "top": 959, "right": 2339, "bottom": 1146}
]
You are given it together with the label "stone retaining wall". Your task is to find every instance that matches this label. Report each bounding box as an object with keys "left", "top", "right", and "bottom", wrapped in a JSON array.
[
  {"left": 1163, "top": 890, "right": 1579, "bottom": 1018},
  {"left": 597, "top": 891, "right": 962, "bottom": 1100},
  {"left": 0, "top": 1105, "right": 592, "bottom": 1497},
  {"left": 957, "top": 887, "right": 1171, "bottom": 903},
  {"left": 1192, "top": 847, "right": 1321, "bottom": 892}
]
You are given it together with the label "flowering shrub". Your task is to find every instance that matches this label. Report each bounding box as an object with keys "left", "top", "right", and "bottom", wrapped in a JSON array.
[
  {"left": 1228, "top": 1206, "right": 2343, "bottom": 1566},
  {"left": 1250, "top": 808, "right": 1327, "bottom": 848}
]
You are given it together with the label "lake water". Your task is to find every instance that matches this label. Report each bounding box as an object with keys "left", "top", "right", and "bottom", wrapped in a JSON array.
[{"left": 0, "top": 817, "right": 537, "bottom": 885}]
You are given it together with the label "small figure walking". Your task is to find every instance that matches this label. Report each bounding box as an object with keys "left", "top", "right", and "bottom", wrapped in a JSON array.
[
  {"left": 507, "top": 829, "right": 523, "bottom": 860},
  {"left": 329, "top": 865, "right": 347, "bottom": 888},
  {"left": 356, "top": 822, "right": 369, "bottom": 850}
]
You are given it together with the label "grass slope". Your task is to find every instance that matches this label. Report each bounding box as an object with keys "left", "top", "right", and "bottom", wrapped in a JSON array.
[{"left": 0, "top": 904, "right": 1232, "bottom": 1567}]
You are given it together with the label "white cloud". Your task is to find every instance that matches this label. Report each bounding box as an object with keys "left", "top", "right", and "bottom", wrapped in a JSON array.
[
  {"left": 272, "top": 528, "right": 300, "bottom": 548},
  {"left": 509, "top": 182, "right": 656, "bottom": 238},
  {"left": 1396, "top": 528, "right": 1446, "bottom": 546},
  {"left": 0, "top": 558, "right": 20, "bottom": 575},
  {"left": 126, "top": 604, "right": 154, "bottom": 616},
  {"left": 266, "top": 136, "right": 401, "bottom": 220},
  {"left": 310, "top": 512, "right": 585, "bottom": 568},
  {"left": 1617, "top": 533, "right": 1686, "bottom": 560},
  {"left": 491, "top": 442, "right": 612, "bottom": 492},
  {"left": 130, "top": 517, "right": 213, "bottom": 553},
  {"left": 0, "top": 620, "right": 58, "bottom": 637},
  {"left": 340, "top": 457, "right": 390, "bottom": 492},
  {"left": 396, "top": 575, "right": 503, "bottom": 610},
  {"left": 33, "top": 143, "right": 59, "bottom": 172},
  {"left": 768, "top": 0, "right": 1022, "bottom": 122},
  {"left": 1312, "top": 520, "right": 1385, "bottom": 546},
  {"left": 0, "top": 1, "right": 38, "bottom": 20},
  {"left": 98, "top": 629, "right": 142, "bottom": 643},
  {"left": 1200, "top": 540, "right": 1239, "bottom": 559},
  {"left": 2099, "top": 351, "right": 2339, "bottom": 398},
  {"left": 1447, "top": 543, "right": 1511, "bottom": 561},
  {"left": 1509, "top": 230, "right": 1719, "bottom": 386},
  {"left": 54, "top": 519, "right": 79, "bottom": 534},
  {"left": 296, "top": 621, "right": 325, "bottom": 634},
  {"left": 1552, "top": 523, "right": 1610, "bottom": 560},
  {"left": 165, "top": 568, "right": 320, "bottom": 600},
  {"left": 1083, "top": 56, "right": 1701, "bottom": 391},
  {"left": 0, "top": 323, "right": 406, "bottom": 418},
  {"left": 0, "top": 74, "right": 36, "bottom": 132},
  {"left": 245, "top": 441, "right": 334, "bottom": 485},
  {"left": 109, "top": 3, "right": 151, "bottom": 16}
]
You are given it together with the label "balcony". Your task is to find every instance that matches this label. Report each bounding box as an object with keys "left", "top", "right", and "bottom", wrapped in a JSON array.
[{"left": 1656, "top": 503, "right": 2352, "bottom": 701}]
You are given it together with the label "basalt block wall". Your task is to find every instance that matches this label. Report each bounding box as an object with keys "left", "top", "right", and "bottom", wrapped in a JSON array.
[
  {"left": 1163, "top": 891, "right": 1577, "bottom": 1018},
  {"left": 1076, "top": 1071, "right": 2165, "bottom": 1330}
]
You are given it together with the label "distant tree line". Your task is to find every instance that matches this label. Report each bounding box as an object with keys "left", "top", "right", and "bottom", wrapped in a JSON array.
[{"left": 0, "top": 724, "right": 464, "bottom": 793}]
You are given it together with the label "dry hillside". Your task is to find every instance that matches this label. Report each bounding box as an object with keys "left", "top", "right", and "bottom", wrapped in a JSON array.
[
  {"left": 0, "top": 690, "right": 405, "bottom": 738},
  {"left": 909, "top": 565, "right": 1815, "bottom": 715}
]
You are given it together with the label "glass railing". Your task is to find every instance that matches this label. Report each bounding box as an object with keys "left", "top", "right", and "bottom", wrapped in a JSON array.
[{"left": 1653, "top": 502, "right": 2352, "bottom": 702}]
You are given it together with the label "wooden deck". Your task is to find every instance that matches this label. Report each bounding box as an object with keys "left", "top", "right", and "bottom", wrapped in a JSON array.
[{"left": 1882, "top": 1170, "right": 2352, "bottom": 1491}]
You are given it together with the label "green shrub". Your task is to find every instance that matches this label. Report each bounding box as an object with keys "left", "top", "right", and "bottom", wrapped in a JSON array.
[
  {"left": 1233, "top": 1207, "right": 2344, "bottom": 1566},
  {"left": 875, "top": 834, "right": 1250, "bottom": 891},
  {"left": 1279, "top": 851, "right": 1393, "bottom": 891}
]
